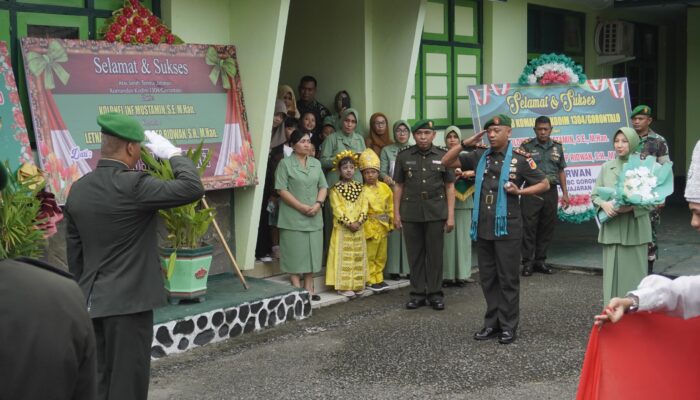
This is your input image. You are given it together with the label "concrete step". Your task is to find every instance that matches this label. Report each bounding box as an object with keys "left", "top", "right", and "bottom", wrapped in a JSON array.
[{"left": 264, "top": 273, "right": 411, "bottom": 309}]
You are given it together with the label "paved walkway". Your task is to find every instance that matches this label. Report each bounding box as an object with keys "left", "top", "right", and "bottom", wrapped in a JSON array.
[{"left": 545, "top": 204, "right": 699, "bottom": 277}]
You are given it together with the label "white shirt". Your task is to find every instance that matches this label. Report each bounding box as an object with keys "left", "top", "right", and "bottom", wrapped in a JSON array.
[{"left": 630, "top": 274, "right": 700, "bottom": 319}]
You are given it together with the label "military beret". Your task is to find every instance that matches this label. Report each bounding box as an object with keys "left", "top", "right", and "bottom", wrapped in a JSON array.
[
  {"left": 631, "top": 105, "right": 652, "bottom": 118},
  {"left": 322, "top": 115, "right": 335, "bottom": 128},
  {"left": 483, "top": 114, "right": 512, "bottom": 129},
  {"left": 411, "top": 119, "right": 434, "bottom": 132},
  {"left": 97, "top": 112, "right": 145, "bottom": 142},
  {"left": 0, "top": 163, "right": 7, "bottom": 191}
]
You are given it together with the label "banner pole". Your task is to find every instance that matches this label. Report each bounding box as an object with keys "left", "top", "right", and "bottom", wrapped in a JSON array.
[{"left": 202, "top": 196, "right": 249, "bottom": 290}]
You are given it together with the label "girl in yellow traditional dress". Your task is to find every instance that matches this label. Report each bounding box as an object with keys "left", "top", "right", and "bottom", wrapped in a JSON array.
[
  {"left": 325, "top": 150, "right": 369, "bottom": 297},
  {"left": 359, "top": 148, "right": 393, "bottom": 292}
]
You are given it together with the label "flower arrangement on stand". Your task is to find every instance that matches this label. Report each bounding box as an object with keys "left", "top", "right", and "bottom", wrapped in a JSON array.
[
  {"left": 557, "top": 194, "right": 596, "bottom": 224},
  {"left": 519, "top": 53, "right": 587, "bottom": 86},
  {"left": 99, "top": 0, "right": 182, "bottom": 45},
  {"left": 593, "top": 155, "right": 673, "bottom": 224}
]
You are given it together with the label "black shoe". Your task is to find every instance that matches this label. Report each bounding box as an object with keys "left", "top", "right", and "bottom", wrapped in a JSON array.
[
  {"left": 379, "top": 281, "right": 389, "bottom": 288},
  {"left": 474, "top": 327, "right": 501, "bottom": 340},
  {"left": 521, "top": 265, "right": 533, "bottom": 277},
  {"left": 534, "top": 263, "right": 553, "bottom": 274},
  {"left": 442, "top": 280, "right": 454, "bottom": 288},
  {"left": 367, "top": 283, "right": 384, "bottom": 292},
  {"left": 430, "top": 299, "right": 445, "bottom": 310},
  {"left": 406, "top": 298, "right": 426, "bottom": 309},
  {"left": 498, "top": 330, "right": 516, "bottom": 344},
  {"left": 388, "top": 274, "right": 400, "bottom": 280},
  {"left": 311, "top": 294, "right": 321, "bottom": 301}
]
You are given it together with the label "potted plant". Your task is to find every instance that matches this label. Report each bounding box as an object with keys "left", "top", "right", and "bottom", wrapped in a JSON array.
[
  {"left": 0, "top": 162, "right": 46, "bottom": 259},
  {"left": 140, "top": 144, "right": 215, "bottom": 304}
]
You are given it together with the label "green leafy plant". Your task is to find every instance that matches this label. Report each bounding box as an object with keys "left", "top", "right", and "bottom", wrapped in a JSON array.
[
  {"left": 140, "top": 143, "right": 214, "bottom": 279},
  {"left": 0, "top": 162, "right": 46, "bottom": 259}
]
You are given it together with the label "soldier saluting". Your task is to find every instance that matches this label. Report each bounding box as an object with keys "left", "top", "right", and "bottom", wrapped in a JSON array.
[
  {"left": 519, "top": 116, "right": 569, "bottom": 276},
  {"left": 442, "top": 114, "right": 549, "bottom": 344}
]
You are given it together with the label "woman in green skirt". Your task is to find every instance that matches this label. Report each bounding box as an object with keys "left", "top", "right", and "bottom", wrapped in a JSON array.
[
  {"left": 591, "top": 127, "right": 651, "bottom": 304},
  {"left": 275, "top": 130, "right": 328, "bottom": 300},
  {"left": 379, "top": 120, "right": 411, "bottom": 278},
  {"left": 442, "top": 126, "right": 475, "bottom": 286}
]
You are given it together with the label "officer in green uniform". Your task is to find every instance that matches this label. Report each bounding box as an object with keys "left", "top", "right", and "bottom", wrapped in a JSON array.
[
  {"left": 519, "top": 116, "right": 569, "bottom": 276},
  {"left": 630, "top": 105, "right": 671, "bottom": 274},
  {"left": 0, "top": 164, "right": 97, "bottom": 400},
  {"left": 393, "top": 119, "right": 455, "bottom": 310},
  {"left": 64, "top": 113, "right": 204, "bottom": 400},
  {"left": 443, "top": 114, "right": 549, "bottom": 344}
]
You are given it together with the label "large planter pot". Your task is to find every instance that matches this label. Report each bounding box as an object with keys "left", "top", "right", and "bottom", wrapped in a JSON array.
[{"left": 159, "top": 244, "right": 214, "bottom": 304}]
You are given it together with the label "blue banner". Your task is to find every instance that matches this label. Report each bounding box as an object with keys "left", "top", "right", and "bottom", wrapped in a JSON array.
[{"left": 468, "top": 78, "right": 632, "bottom": 198}]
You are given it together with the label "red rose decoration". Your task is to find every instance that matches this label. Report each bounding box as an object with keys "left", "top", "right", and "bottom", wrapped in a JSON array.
[
  {"left": 132, "top": 17, "right": 143, "bottom": 27},
  {"left": 148, "top": 15, "right": 158, "bottom": 26},
  {"left": 110, "top": 23, "right": 121, "bottom": 34},
  {"left": 150, "top": 33, "right": 161, "bottom": 44},
  {"left": 117, "top": 15, "right": 127, "bottom": 26},
  {"left": 121, "top": 33, "right": 132, "bottom": 43},
  {"left": 123, "top": 6, "right": 133, "bottom": 17},
  {"left": 105, "top": 32, "right": 117, "bottom": 42},
  {"left": 129, "top": 0, "right": 140, "bottom": 7},
  {"left": 102, "top": 1, "right": 180, "bottom": 46},
  {"left": 138, "top": 6, "right": 149, "bottom": 18},
  {"left": 136, "top": 32, "right": 146, "bottom": 43},
  {"left": 166, "top": 34, "right": 175, "bottom": 44}
]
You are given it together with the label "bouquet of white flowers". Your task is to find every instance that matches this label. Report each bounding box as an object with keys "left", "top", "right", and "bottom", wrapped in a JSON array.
[{"left": 593, "top": 155, "right": 673, "bottom": 224}]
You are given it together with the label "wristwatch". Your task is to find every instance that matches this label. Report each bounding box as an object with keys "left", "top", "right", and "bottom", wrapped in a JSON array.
[
  {"left": 461, "top": 140, "right": 471, "bottom": 151},
  {"left": 625, "top": 294, "right": 640, "bottom": 313},
  {"left": 315, "top": 200, "right": 324, "bottom": 207}
]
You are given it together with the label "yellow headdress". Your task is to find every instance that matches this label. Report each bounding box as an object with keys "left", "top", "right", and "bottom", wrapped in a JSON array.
[
  {"left": 332, "top": 150, "right": 359, "bottom": 171},
  {"left": 358, "top": 148, "right": 380, "bottom": 171}
]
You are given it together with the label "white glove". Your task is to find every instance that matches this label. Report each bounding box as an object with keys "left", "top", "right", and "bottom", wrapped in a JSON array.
[{"left": 144, "top": 130, "right": 182, "bottom": 159}]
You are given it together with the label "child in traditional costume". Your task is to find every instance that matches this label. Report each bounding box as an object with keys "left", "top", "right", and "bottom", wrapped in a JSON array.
[
  {"left": 359, "top": 148, "right": 393, "bottom": 292},
  {"left": 325, "top": 150, "right": 369, "bottom": 297}
]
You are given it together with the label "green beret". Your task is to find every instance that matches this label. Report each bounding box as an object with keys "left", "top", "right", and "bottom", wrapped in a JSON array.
[
  {"left": 97, "top": 112, "right": 145, "bottom": 142},
  {"left": 631, "top": 105, "right": 652, "bottom": 118},
  {"left": 322, "top": 115, "right": 335, "bottom": 128},
  {"left": 411, "top": 119, "right": 434, "bottom": 132},
  {"left": 483, "top": 114, "right": 512, "bottom": 129},
  {"left": 0, "top": 163, "right": 7, "bottom": 191}
]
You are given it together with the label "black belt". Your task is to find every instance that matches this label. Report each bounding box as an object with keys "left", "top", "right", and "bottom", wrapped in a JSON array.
[{"left": 405, "top": 191, "right": 444, "bottom": 200}]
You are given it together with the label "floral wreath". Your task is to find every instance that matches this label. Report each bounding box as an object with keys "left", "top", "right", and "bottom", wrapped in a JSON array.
[
  {"left": 557, "top": 194, "right": 595, "bottom": 224},
  {"left": 332, "top": 150, "right": 359, "bottom": 171},
  {"left": 519, "top": 53, "right": 586, "bottom": 86}
]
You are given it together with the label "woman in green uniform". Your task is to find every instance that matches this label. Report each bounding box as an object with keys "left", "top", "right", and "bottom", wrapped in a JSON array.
[
  {"left": 275, "top": 130, "right": 328, "bottom": 300},
  {"left": 591, "top": 127, "right": 651, "bottom": 304},
  {"left": 442, "top": 126, "right": 475, "bottom": 286},
  {"left": 380, "top": 120, "right": 411, "bottom": 278}
]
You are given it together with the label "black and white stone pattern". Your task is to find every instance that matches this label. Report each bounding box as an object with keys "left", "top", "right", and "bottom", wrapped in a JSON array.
[{"left": 151, "top": 291, "right": 311, "bottom": 359}]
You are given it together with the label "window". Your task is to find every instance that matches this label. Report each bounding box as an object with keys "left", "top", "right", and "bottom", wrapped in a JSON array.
[
  {"left": 412, "top": 0, "right": 482, "bottom": 128},
  {"left": 612, "top": 23, "right": 658, "bottom": 114},
  {"left": 527, "top": 5, "right": 585, "bottom": 65}
]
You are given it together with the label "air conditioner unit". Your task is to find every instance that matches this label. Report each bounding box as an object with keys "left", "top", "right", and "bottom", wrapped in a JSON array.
[{"left": 594, "top": 20, "right": 636, "bottom": 65}]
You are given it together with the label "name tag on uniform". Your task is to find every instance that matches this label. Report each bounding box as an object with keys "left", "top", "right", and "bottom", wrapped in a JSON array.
[
  {"left": 432, "top": 160, "right": 442, "bottom": 164},
  {"left": 405, "top": 161, "right": 417, "bottom": 165}
]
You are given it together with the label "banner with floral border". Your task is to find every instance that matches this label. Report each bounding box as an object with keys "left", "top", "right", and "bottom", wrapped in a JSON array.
[
  {"left": 20, "top": 38, "right": 255, "bottom": 204},
  {"left": 0, "top": 41, "right": 34, "bottom": 173},
  {"left": 468, "top": 78, "right": 632, "bottom": 223}
]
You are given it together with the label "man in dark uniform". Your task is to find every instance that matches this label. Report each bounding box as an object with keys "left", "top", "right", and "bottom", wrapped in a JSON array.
[
  {"left": 296, "top": 75, "right": 330, "bottom": 138},
  {"left": 0, "top": 164, "right": 97, "bottom": 400},
  {"left": 630, "top": 105, "right": 671, "bottom": 274},
  {"left": 442, "top": 114, "right": 549, "bottom": 344},
  {"left": 519, "top": 116, "right": 569, "bottom": 276},
  {"left": 393, "top": 119, "right": 455, "bottom": 310},
  {"left": 64, "top": 113, "right": 204, "bottom": 400}
]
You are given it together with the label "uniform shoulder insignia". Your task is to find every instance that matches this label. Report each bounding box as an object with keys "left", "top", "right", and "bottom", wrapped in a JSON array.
[
  {"left": 522, "top": 138, "right": 533, "bottom": 144},
  {"left": 513, "top": 148, "right": 530, "bottom": 157},
  {"left": 551, "top": 138, "right": 562, "bottom": 145},
  {"left": 436, "top": 146, "right": 448, "bottom": 152},
  {"left": 476, "top": 143, "right": 488, "bottom": 149},
  {"left": 398, "top": 146, "right": 413, "bottom": 154}
]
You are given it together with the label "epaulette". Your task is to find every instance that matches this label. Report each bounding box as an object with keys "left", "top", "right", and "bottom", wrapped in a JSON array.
[
  {"left": 398, "top": 145, "right": 413, "bottom": 154},
  {"left": 476, "top": 143, "right": 488, "bottom": 149},
  {"left": 551, "top": 138, "right": 562, "bottom": 145},
  {"left": 522, "top": 138, "right": 534, "bottom": 144},
  {"left": 513, "top": 148, "right": 531, "bottom": 158},
  {"left": 436, "top": 146, "right": 448, "bottom": 152}
]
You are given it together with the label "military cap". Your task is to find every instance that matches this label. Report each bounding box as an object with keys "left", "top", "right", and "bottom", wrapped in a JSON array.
[
  {"left": 0, "top": 163, "right": 7, "bottom": 191},
  {"left": 411, "top": 119, "right": 434, "bottom": 132},
  {"left": 483, "top": 114, "right": 512, "bottom": 129},
  {"left": 631, "top": 105, "right": 652, "bottom": 118},
  {"left": 97, "top": 112, "right": 145, "bottom": 142}
]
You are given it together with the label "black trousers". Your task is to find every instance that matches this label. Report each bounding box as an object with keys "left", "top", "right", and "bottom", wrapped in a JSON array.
[
  {"left": 402, "top": 220, "right": 445, "bottom": 301},
  {"left": 521, "top": 186, "right": 558, "bottom": 266},
  {"left": 477, "top": 238, "right": 520, "bottom": 331},
  {"left": 92, "top": 310, "right": 153, "bottom": 400}
]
